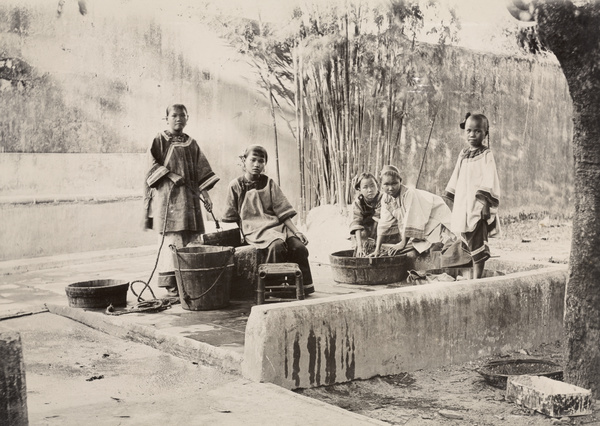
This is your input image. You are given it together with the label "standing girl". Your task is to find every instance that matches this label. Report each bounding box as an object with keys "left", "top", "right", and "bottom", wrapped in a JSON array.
[
  {"left": 221, "top": 145, "right": 314, "bottom": 295},
  {"left": 143, "top": 104, "right": 220, "bottom": 296},
  {"left": 444, "top": 113, "right": 501, "bottom": 279}
]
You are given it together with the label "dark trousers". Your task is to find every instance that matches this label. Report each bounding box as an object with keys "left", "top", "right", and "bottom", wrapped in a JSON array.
[
  {"left": 463, "top": 219, "right": 490, "bottom": 265},
  {"left": 260, "top": 237, "right": 314, "bottom": 291}
]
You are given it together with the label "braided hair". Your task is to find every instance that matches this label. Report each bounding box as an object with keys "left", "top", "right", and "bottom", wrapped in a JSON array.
[{"left": 460, "top": 112, "right": 490, "bottom": 146}]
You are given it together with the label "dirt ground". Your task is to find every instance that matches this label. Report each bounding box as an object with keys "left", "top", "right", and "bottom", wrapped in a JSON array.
[
  {"left": 298, "top": 218, "right": 600, "bottom": 425},
  {"left": 490, "top": 216, "right": 572, "bottom": 265}
]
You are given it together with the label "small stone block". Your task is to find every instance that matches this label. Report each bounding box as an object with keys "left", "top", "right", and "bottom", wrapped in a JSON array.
[
  {"left": 506, "top": 375, "right": 592, "bottom": 417},
  {"left": 438, "top": 409, "right": 464, "bottom": 420}
]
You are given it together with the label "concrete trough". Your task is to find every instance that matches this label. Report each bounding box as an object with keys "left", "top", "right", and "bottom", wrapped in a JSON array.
[
  {"left": 506, "top": 375, "right": 592, "bottom": 417},
  {"left": 242, "top": 260, "right": 567, "bottom": 389}
]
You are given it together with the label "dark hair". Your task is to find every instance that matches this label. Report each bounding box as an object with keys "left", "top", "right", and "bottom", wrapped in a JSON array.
[
  {"left": 241, "top": 144, "right": 268, "bottom": 163},
  {"left": 380, "top": 165, "right": 402, "bottom": 183},
  {"left": 353, "top": 172, "right": 378, "bottom": 190},
  {"left": 460, "top": 112, "right": 489, "bottom": 135},
  {"left": 166, "top": 104, "right": 188, "bottom": 117}
]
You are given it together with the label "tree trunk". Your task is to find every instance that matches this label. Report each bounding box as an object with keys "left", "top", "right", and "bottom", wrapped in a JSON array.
[{"left": 537, "top": 1, "right": 600, "bottom": 396}]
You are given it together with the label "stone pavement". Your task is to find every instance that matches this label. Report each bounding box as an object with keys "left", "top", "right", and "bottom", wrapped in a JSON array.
[
  {"left": 0, "top": 246, "right": 386, "bottom": 425},
  {"left": 0, "top": 246, "right": 375, "bottom": 367},
  {"left": 1, "top": 311, "right": 387, "bottom": 425}
]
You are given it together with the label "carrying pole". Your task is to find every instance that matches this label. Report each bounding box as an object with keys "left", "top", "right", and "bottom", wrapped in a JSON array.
[{"left": 415, "top": 109, "right": 438, "bottom": 189}]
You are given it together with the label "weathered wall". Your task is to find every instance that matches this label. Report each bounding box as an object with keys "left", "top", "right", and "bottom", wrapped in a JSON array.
[
  {"left": 408, "top": 49, "right": 574, "bottom": 217},
  {"left": 0, "top": 0, "right": 301, "bottom": 208},
  {"left": 243, "top": 265, "right": 567, "bottom": 389},
  {"left": 1, "top": 153, "right": 144, "bottom": 198},
  {"left": 0, "top": 200, "right": 154, "bottom": 261},
  {"left": 0, "top": 1, "right": 574, "bottom": 260},
  {"left": 0, "top": 153, "right": 149, "bottom": 261},
  {"left": 0, "top": 1, "right": 301, "bottom": 260},
  {"left": 0, "top": 151, "right": 293, "bottom": 261}
]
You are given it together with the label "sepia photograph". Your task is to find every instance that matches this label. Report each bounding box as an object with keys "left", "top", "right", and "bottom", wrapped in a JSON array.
[{"left": 1, "top": 0, "right": 599, "bottom": 424}]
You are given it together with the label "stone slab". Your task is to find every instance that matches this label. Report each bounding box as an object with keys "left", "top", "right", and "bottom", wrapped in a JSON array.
[
  {"left": 506, "top": 375, "right": 592, "bottom": 417},
  {"left": 47, "top": 304, "right": 244, "bottom": 374}
]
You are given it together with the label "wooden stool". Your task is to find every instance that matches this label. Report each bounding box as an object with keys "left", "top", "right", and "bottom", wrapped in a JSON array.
[{"left": 256, "top": 263, "right": 304, "bottom": 304}]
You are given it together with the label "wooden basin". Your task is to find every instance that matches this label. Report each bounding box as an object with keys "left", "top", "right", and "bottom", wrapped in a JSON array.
[
  {"left": 329, "top": 250, "right": 409, "bottom": 285},
  {"left": 65, "top": 279, "right": 129, "bottom": 308}
]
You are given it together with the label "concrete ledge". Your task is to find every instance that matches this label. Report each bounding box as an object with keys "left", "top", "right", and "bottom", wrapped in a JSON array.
[
  {"left": 0, "top": 245, "right": 156, "bottom": 276},
  {"left": 243, "top": 265, "right": 568, "bottom": 389},
  {"left": 486, "top": 257, "right": 558, "bottom": 274},
  {"left": 0, "top": 192, "right": 142, "bottom": 205},
  {"left": 47, "top": 304, "right": 243, "bottom": 374}
]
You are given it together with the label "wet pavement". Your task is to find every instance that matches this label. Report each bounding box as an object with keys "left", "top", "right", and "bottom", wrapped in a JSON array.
[
  {"left": 0, "top": 245, "right": 402, "bottom": 361},
  {"left": 2, "top": 239, "right": 596, "bottom": 425},
  {"left": 0, "top": 246, "right": 388, "bottom": 425},
  {"left": 1, "top": 313, "right": 387, "bottom": 425},
  {"left": 0, "top": 240, "right": 567, "bottom": 369}
]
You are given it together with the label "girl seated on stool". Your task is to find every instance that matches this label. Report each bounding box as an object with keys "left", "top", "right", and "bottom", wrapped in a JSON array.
[{"left": 221, "top": 145, "right": 314, "bottom": 295}]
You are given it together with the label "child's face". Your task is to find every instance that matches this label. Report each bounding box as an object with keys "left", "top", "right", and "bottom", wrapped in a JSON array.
[
  {"left": 166, "top": 107, "right": 187, "bottom": 134},
  {"left": 465, "top": 117, "right": 486, "bottom": 149},
  {"left": 359, "top": 177, "right": 378, "bottom": 201},
  {"left": 244, "top": 152, "right": 266, "bottom": 177},
  {"left": 381, "top": 175, "right": 401, "bottom": 198}
]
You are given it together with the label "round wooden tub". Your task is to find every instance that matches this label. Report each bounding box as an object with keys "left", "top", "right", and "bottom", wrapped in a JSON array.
[
  {"left": 65, "top": 279, "right": 129, "bottom": 308},
  {"left": 329, "top": 250, "right": 409, "bottom": 285}
]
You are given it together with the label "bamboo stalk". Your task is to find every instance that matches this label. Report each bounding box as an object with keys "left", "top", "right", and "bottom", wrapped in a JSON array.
[
  {"left": 293, "top": 44, "right": 306, "bottom": 222},
  {"left": 268, "top": 84, "right": 281, "bottom": 186}
]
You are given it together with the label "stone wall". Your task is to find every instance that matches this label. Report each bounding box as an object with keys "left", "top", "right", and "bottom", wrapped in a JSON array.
[
  {"left": 403, "top": 48, "right": 574, "bottom": 217},
  {"left": 0, "top": 1, "right": 575, "bottom": 260},
  {"left": 243, "top": 263, "right": 567, "bottom": 389}
]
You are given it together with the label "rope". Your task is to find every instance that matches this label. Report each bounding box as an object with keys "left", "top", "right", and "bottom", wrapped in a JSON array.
[
  {"left": 105, "top": 299, "right": 174, "bottom": 316},
  {"left": 105, "top": 184, "right": 180, "bottom": 316}
]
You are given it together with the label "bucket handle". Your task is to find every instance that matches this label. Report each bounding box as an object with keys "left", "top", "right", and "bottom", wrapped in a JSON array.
[{"left": 170, "top": 245, "right": 235, "bottom": 304}]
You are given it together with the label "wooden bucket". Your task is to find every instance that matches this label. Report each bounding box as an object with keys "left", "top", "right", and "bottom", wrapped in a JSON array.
[
  {"left": 171, "top": 245, "right": 235, "bottom": 311},
  {"left": 329, "top": 250, "right": 409, "bottom": 285}
]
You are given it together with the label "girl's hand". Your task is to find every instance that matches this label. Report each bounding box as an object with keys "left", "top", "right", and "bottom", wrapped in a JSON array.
[
  {"left": 368, "top": 249, "right": 379, "bottom": 258},
  {"left": 202, "top": 197, "right": 213, "bottom": 212},
  {"left": 170, "top": 174, "right": 184, "bottom": 186},
  {"left": 388, "top": 241, "right": 406, "bottom": 256},
  {"left": 200, "top": 189, "right": 213, "bottom": 212},
  {"left": 355, "top": 246, "right": 365, "bottom": 258},
  {"left": 295, "top": 232, "right": 309, "bottom": 245}
]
